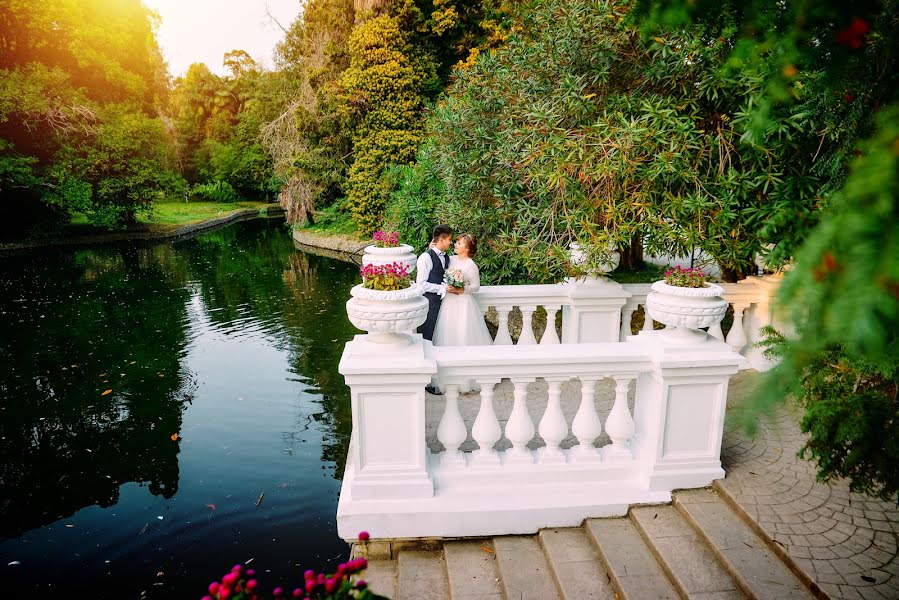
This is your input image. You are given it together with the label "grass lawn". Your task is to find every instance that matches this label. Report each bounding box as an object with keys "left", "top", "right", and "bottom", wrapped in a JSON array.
[
  {"left": 299, "top": 203, "right": 362, "bottom": 238},
  {"left": 139, "top": 200, "right": 274, "bottom": 228}
]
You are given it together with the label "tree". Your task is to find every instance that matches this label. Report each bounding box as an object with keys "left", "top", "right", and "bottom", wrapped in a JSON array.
[
  {"left": 0, "top": 0, "right": 181, "bottom": 230},
  {"left": 632, "top": 0, "right": 899, "bottom": 499}
]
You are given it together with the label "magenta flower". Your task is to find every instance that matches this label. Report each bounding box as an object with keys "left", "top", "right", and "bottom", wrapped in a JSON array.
[
  {"left": 356, "top": 580, "right": 368, "bottom": 590},
  {"left": 325, "top": 578, "right": 338, "bottom": 593},
  {"left": 208, "top": 582, "right": 220, "bottom": 595},
  {"left": 222, "top": 572, "right": 238, "bottom": 587},
  {"left": 246, "top": 579, "right": 258, "bottom": 591},
  {"left": 292, "top": 588, "right": 303, "bottom": 598},
  {"left": 303, "top": 569, "right": 315, "bottom": 580},
  {"left": 273, "top": 586, "right": 284, "bottom": 597},
  {"left": 359, "top": 531, "right": 371, "bottom": 541}
]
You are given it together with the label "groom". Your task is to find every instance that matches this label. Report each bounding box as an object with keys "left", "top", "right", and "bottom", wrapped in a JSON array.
[{"left": 417, "top": 224, "right": 456, "bottom": 395}]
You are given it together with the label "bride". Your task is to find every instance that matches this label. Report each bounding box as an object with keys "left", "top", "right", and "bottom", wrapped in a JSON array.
[{"left": 431, "top": 234, "right": 494, "bottom": 347}]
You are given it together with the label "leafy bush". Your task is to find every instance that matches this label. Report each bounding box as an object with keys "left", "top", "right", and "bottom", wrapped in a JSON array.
[
  {"left": 385, "top": 142, "right": 444, "bottom": 252},
  {"left": 191, "top": 181, "right": 240, "bottom": 203}
]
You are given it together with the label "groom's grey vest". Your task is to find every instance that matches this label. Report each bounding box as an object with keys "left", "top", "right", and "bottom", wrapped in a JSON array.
[{"left": 420, "top": 249, "right": 448, "bottom": 341}]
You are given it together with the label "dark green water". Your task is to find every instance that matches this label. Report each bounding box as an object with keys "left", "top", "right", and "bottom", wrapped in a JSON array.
[{"left": 0, "top": 219, "right": 360, "bottom": 598}]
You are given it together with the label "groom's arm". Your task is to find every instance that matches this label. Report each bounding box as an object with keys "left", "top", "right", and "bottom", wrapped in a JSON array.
[{"left": 416, "top": 252, "right": 446, "bottom": 297}]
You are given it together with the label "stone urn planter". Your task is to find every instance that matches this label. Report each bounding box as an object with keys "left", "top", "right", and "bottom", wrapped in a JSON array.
[
  {"left": 361, "top": 244, "right": 417, "bottom": 275},
  {"left": 645, "top": 280, "right": 728, "bottom": 344},
  {"left": 346, "top": 283, "right": 429, "bottom": 345}
]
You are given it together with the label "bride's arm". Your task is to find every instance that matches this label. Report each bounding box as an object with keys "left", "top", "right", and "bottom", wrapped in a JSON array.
[{"left": 464, "top": 262, "right": 481, "bottom": 293}]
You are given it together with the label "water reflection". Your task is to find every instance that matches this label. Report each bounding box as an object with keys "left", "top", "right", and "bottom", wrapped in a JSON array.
[{"left": 0, "top": 219, "right": 360, "bottom": 597}]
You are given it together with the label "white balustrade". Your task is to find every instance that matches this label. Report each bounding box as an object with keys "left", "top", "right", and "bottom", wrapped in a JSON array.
[
  {"left": 518, "top": 307, "right": 537, "bottom": 345},
  {"left": 537, "top": 379, "right": 569, "bottom": 463},
  {"left": 541, "top": 305, "right": 561, "bottom": 344},
  {"left": 436, "top": 384, "right": 466, "bottom": 465},
  {"left": 337, "top": 274, "right": 779, "bottom": 540},
  {"left": 604, "top": 377, "right": 635, "bottom": 461},
  {"left": 470, "top": 378, "right": 501, "bottom": 466},
  {"left": 338, "top": 329, "right": 746, "bottom": 540},
  {"left": 570, "top": 378, "right": 602, "bottom": 462},
  {"left": 506, "top": 378, "right": 536, "bottom": 463}
]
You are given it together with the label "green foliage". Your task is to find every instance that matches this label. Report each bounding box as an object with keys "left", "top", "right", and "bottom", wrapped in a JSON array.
[
  {"left": 758, "top": 331, "right": 899, "bottom": 500},
  {"left": 392, "top": 0, "right": 887, "bottom": 284},
  {"left": 385, "top": 141, "right": 445, "bottom": 252},
  {"left": 339, "top": 4, "right": 435, "bottom": 235},
  {"left": 631, "top": 0, "right": 898, "bottom": 498},
  {"left": 190, "top": 181, "right": 240, "bottom": 203},
  {"left": 0, "top": 0, "right": 181, "bottom": 230}
]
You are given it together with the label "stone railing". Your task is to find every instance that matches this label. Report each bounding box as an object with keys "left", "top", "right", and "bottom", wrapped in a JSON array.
[
  {"left": 472, "top": 274, "right": 782, "bottom": 371},
  {"left": 337, "top": 331, "right": 745, "bottom": 540}
]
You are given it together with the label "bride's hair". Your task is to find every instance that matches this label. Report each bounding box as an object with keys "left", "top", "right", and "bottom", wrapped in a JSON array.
[{"left": 459, "top": 233, "right": 477, "bottom": 257}]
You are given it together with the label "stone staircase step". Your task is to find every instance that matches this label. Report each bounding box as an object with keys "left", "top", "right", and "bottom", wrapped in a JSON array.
[
  {"left": 397, "top": 550, "right": 450, "bottom": 600},
  {"left": 585, "top": 517, "right": 679, "bottom": 600},
  {"left": 364, "top": 558, "right": 398, "bottom": 599},
  {"left": 444, "top": 540, "right": 502, "bottom": 600},
  {"left": 631, "top": 505, "right": 745, "bottom": 600},
  {"left": 538, "top": 528, "right": 616, "bottom": 599},
  {"left": 493, "top": 535, "right": 562, "bottom": 600},
  {"left": 674, "top": 489, "right": 815, "bottom": 600}
]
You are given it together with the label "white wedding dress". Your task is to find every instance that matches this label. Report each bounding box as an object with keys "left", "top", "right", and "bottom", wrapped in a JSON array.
[{"left": 432, "top": 256, "right": 494, "bottom": 347}]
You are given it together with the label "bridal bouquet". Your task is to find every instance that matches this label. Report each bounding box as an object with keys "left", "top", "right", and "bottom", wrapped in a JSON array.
[{"left": 444, "top": 268, "right": 465, "bottom": 289}]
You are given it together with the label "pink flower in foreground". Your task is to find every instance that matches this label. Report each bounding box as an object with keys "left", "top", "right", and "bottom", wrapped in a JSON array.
[
  {"left": 356, "top": 580, "right": 368, "bottom": 589},
  {"left": 222, "top": 572, "right": 238, "bottom": 587},
  {"left": 359, "top": 531, "right": 371, "bottom": 541}
]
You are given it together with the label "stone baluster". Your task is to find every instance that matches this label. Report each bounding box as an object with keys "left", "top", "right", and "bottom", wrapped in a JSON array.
[
  {"left": 604, "top": 376, "right": 635, "bottom": 461},
  {"left": 707, "top": 320, "right": 725, "bottom": 341},
  {"left": 540, "top": 305, "right": 561, "bottom": 344},
  {"left": 493, "top": 307, "right": 513, "bottom": 345},
  {"left": 537, "top": 379, "right": 569, "bottom": 463},
  {"left": 436, "top": 384, "right": 466, "bottom": 465},
  {"left": 726, "top": 303, "right": 749, "bottom": 352},
  {"left": 470, "top": 379, "right": 501, "bottom": 466},
  {"left": 641, "top": 304, "right": 654, "bottom": 332},
  {"left": 518, "top": 307, "right": 537, "bottom": 345},
  {"left": 505, "top": 378, "right": 535, "bottom": 463},
  {"left": 570, "top": 377, "right": 602, "bottom": 462},
  {"left": 620, "top": 305, "right": 636, "bottom": 341}
]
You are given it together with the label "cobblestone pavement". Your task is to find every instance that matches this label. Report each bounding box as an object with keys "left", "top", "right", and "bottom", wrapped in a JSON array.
[{"left": 721, "top": 372, "right": 899, "bottom": 600}]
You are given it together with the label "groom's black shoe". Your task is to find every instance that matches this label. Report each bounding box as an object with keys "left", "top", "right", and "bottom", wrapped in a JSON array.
[{"left": 425, "top": 384, "right": 443, "bottom": 395}]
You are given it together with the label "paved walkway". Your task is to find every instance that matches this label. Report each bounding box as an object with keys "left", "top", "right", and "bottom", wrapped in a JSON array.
[{"left": 720, "top": 373, "right": 899, "bottom": 600}]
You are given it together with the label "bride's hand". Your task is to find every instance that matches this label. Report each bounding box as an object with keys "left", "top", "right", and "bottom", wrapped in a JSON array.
[{"left": 447, "top": 286, "right": 464, "bottom": 295}]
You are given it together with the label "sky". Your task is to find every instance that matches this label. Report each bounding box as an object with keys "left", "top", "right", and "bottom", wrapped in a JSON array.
[{"left": 142, "top": 0, "right": 302, "bottom": 77}]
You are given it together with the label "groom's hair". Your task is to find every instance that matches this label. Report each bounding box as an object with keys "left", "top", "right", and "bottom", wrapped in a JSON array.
[{"left": 432, "top": 224, "right": 453, "bottom": 241}]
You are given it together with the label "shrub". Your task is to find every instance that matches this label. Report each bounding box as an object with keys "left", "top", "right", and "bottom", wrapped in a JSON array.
[
  {"left": 191, "top": 181, "right": 240, "bottom": 203},
  {"left": 663, "top": 266, "right": 708, "bottom": 288}
]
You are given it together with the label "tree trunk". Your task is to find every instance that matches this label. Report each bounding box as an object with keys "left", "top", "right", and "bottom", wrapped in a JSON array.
[
  {"left": 618, "top": 233, "right": 645, "bottom": 271},
  {"left": 720, "top": 260, "right": 757, "bottom": 282}
]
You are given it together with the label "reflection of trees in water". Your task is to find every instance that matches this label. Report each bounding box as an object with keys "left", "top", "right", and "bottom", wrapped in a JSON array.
[
  {"left": 0, "top": 220, "right": 362, "bottom": 538},
  {"left": 0, "top": 246, "right": 194, "bottom": 538}
]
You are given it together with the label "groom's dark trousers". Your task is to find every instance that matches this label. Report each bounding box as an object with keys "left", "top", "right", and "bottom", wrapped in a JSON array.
[{"left": 419, "top": 248, "right": 448, "bottom": 341}]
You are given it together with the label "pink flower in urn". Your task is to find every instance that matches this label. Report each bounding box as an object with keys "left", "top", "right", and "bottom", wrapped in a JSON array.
[{"left": 359, "top": 530, "right": 371, "bottom": 542}]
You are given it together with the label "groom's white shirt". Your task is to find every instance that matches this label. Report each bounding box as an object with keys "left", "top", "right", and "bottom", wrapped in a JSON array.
[{"left": 416, "top": 249, "right": 448, "bottom": 298}]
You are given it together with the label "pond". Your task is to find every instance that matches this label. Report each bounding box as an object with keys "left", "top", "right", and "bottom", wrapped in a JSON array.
[{"left": 0, "top": 218, "right": 361, "bottom": 598}]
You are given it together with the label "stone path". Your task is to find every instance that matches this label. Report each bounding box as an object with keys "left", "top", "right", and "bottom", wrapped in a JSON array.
[
  {"left": 367, "top": 371, "right": 898, "bottom": 599},
  {"left": 719, "top": 373, "right": 899, "bottom": 600}
]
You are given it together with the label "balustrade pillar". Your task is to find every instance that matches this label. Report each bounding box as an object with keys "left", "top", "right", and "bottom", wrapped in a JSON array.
[
  {"left": 605, "top": 376, "right": 635, "bottom": 462},
  {"left": 470, "top": 379, "right": 501, "bottom": 466},
  {"left": 505, "top": 378, "right": 535, "bottom": 463},
  {"left": 641, "top": 305, "right": 654, "bottom": 332},
  {"left": 620, "top": 306, "right": 636, "bottom": 341},
  {"left": 540, "top": 306, "right": 561, "bottom": 344},
  {"left": 518, "top": 307, "right": 537, "bottom": 345},
  {"left": 725, "top": 303, "right": 749, "bottom": 352},
  {"left": 493, "top": 307, "right": 513, "bottom": 345},
  {"left": 570, "top": 378, "right": 602, "bottom": 462},
  {"left": 437, "top": 384, "right": 467, "bottom": 465},
  {"left": 707, "top": 321, "right": 725, "bottom": 341},
  {"left": 537, "top": 379, "right": 568, "bottom": 463}
]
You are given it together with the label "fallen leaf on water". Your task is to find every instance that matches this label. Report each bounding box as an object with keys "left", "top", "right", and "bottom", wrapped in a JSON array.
[
  {"left": 245, "top": 557, "right": 254, "bottom": 565},
  {"left": 480, "top": 546, "right": 495, "bottom": 554},
  {"left": 65, "top": 524, "right": 75, "bottom": 528},
  {"left": 158, "top": 374, "right": 165, "bottom": 378},
  {"left": 206, "top": 504, "right": 216, "bottom": 510},
  {"left": 99, "top": 373, "right": 108, "bottom": 377},
  {"left": 170, "top": 434, "right": 179, "bottom": 441},
  {"left": 157, "top": 516, "right": 163, "bottom": 520},
  {"left": 8, "top": 561, "right": 20, "bottom": 566},
  {"left": 256, "top": 492, "right": 265, "bottom": 507},
  {"left": 101, "top": 389, "right": 112, "bottom": 396},
  {"left": 129, "top": 361, "right": 137, "bottom": 365}
]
